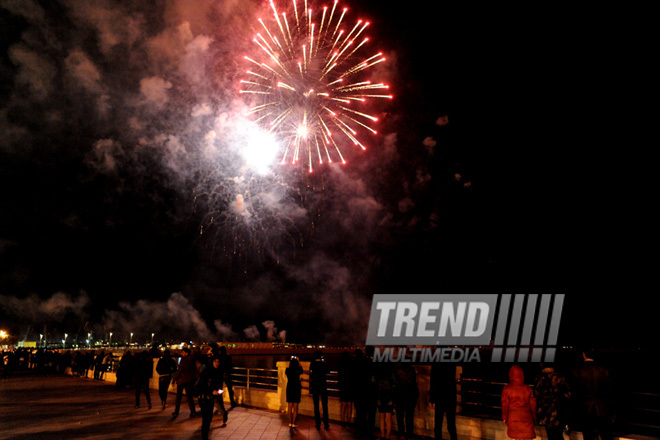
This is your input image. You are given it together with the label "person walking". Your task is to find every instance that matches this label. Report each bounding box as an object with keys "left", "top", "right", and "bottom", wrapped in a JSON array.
[
  {"left": 429, "top": 364, "right": 458, "bottom": 440},
  {"left": 285, "top": 356, "right": 303, "bottom": 428},
  {"left": 310, "top": 350, "right": 330, "bottom": 430},
  {"left": 196, "top": 356, "right": 225, "bottom": 440},
  {"left": 133, "top": 351, "right": 153, "bottom": 409},
  {"left": 535, "top": 363, "right": 571, "bottom": 440},
  {"left": 219, "top": 346, "right": 237, "bottom": 408},
  {"left": 171, "top": 347, "right": 199, "bottom": 418},
  {"left": 156, "top": 349, "right": 178, "bottom": 410},
  {"left": 393, "top": 361, "right": 418, "bottom": 439},
  {"left": 501, "top": 365, "right": 537, "bottom": 440}
]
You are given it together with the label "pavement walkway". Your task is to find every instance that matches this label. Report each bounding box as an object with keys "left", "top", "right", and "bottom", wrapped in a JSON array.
[{"left": 0, "top": 371, "right": 359, "bottom": 440}]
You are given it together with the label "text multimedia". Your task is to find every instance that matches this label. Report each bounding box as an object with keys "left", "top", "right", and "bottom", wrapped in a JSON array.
[{"left": 373, "top": 346, "right": 481, "bottom": 363}]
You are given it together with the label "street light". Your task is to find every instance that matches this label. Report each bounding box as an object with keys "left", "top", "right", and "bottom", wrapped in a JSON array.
[
  {"left": 109, "top": 332, "right": 113, "bottom": 345},
  {"left": 151, "top": 333, "right": 155, "bottom": 344},
  {"left": 130, "top": 332, "right": 133, "bottom": 346}
]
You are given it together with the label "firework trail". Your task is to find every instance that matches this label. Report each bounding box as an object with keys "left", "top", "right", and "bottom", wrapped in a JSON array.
[
  {"left": 193, "top": 159, "right": 306, "bottom": 271},
  {"left": 239, "top": 0, "right": 392, "bottom": 173}
]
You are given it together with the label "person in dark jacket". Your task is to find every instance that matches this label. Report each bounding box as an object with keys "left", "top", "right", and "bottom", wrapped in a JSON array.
[
  {"left": 393, "top": 362, "right": 419, "bottom": 439},
  {"left": 116, "top": 350, "right": 134, "bottom": 389},
  {"left": 133, "top": 351, "right": 153, "bottom": 409},
  {"left": 156, "top": 349, "right": 177, "bottom": 410},
  {"left": 196, "top": 356, "right": 225, "bottom": 440},
  {"left": 93, "top": 351, "right": 104, "bottom": 380},
  {"left": 338, "top": 351, "right": 356, "bottom": 425},
  {"left": 375, "top": 362, "right": 395, "bottom": 440},
  {"left": 430, "top": 364, "right": 458, "bottom": 440},
  {"left": 354, "top": 347, "right": 378, "bottom": 438},
  {"left": 310, "top": 350, "right": 330, "bottom": 430},
  {"left": 535, "top": 364, "right": 571, "bottom": 440},
  {"left": 286, "top": 356, "right": 303, "bottom": 428},
  {"left": 219, "top": 346, "right": 237, "bottom": 407},
  {"left": 570, "top": 351, "right": 613, "bottom": 440},
  {"left": 171, "top": 347, "right": 199, "bottom": 418},
  {"left": 501, "top": 365, "right": 537, "bottom": 440}
]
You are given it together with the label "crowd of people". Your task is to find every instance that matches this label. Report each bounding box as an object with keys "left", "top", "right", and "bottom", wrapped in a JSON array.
[
  {"left": 1, "top": 347, "right": 116, "bottom": 378},
  {"left": 501, "top": 351, "right": 616, "bottom": 440},
  {"left": 110, "top": 343, "right": 238, "bottom": 440},
  {"left": 308, "top": 347, "right": 616, "bottom": 440},
  {"left": 2, "top": 345, "right": 618, "bottom": 440}
]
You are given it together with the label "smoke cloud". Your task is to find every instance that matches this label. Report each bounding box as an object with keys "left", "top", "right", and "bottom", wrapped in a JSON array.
[{"left": 0, "top": 0, "right": 461, "bottom": 345}]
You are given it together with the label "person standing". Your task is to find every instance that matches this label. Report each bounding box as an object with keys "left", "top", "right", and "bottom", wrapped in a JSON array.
[
  {"left": 534, "top": 363, "right": 571, "bottom": 440},
  {"left": 219, "top": 346, "right": 237, "bottom": 408},
  {"left": 338, "top": 351, "right": 356, "bottom": 426},
  {"left": 571, "top": 351, "right": 613, "bottom": 440},
  {"left": 101, "top": 352, "right": 113, "bottom": 380},
  {"left": 156, "top": 349, "right": 177, "bottom": 410},
  {"left": 501, "top": 365, "right": 537, "bottom": 440},
  {"left": 375, "top": 362, "right": 395, "bottom": 440},
  {"left": 429, "top": 364, "right": 458, "bottom": 440},
  {"left": 310, "top": 350, "right": 330, "bottom": 430},
  {"left": 93, "top": 351, "right": 104, "bottom": 380},
  {"left": 286, "top": 356, "right": 303, "bottom": 428},
  {"left": 171, "top": 347, "right": 199, "bottom": 418},
  {"left": 393, "top": 362, "right": 419, "bottom": 439},
  {"left": 116, "top": 350, "right": 134, "bottom": 389}
]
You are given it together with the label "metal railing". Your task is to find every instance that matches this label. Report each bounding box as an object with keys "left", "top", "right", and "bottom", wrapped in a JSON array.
[{"left": 230, "top": 366, "right": 340, "bottom": 396}]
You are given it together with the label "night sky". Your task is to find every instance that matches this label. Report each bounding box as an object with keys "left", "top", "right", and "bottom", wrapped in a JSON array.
[{"left": 0, "top": 1, "right": 650, "bottom": 347}]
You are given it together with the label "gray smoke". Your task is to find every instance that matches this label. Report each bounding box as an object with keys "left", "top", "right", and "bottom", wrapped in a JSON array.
[{"left": 0, "top": 0, "right": 448, "bottom": 345}]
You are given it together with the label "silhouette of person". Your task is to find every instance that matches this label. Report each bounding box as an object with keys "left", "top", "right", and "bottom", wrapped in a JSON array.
[
  {"left": 133, "top": 351, "right": 153, "bottom": 409},
  {"left": 393, "top": 361, "right": 418, "bottom": 439},
  {"left": 116, "top": 350, "right": 134, "bottom": 389},
  {"left": 310, "top": 350, "right": 330, "bottom": 430},
  {"left": 196, "top": 356, "right": 225, "bottom": 440},
  {"left": 286, "top": 356, "right": 303, "bottom": 427},
  {"left": 375, "top": 362, "right": 395, "bottom": 440},
  {"left": 501, "top": 365, "right": 537, "bottom": 440},
  {"left": 534, "top": 363, "right": 571, "bottom": 440},
  {"left": 171, "top": 347, "right": 199, "bottom": 418},
  {"left": 571, "top": 351, "right": 613, "bottom": 440},
  {"left": 93, "top": 351, "right": 104, "bottom": 380},
  {"left": 430, "top": 363, "right": 458, "bottom": 440},
  {"left": 338, "top": 350, "right": 356, "bottom": 425},
  {"left": 219, "top": 346, "right": 237, "bottom": 407},
  {"left": 354, "top": 347, "right": 378, "bottom": 437},
  {"left": 156, "top": 349, "right": 177, "bottom": 410}
]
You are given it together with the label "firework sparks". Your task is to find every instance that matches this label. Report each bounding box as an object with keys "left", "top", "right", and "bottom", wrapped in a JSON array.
[{"left": 239, "top": 0, "right": 392, "bottom": 173}]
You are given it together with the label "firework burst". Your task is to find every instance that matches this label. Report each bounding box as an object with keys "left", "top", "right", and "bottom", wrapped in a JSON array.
[{"left": 239, "top": 0, "right": 392, "bottom": 173}]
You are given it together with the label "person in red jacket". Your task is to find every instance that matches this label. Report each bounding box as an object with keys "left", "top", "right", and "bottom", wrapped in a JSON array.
[
  {"left": 502, "top": 365, "right": 537, "bottom": 439},
  {"left": 171, "top": 347, "right": 200, "bottom": 418}
]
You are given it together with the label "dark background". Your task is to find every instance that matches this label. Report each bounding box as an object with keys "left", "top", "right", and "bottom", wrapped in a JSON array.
[{"left": 0, "top": 1, "right": 651, "bottom": 348}]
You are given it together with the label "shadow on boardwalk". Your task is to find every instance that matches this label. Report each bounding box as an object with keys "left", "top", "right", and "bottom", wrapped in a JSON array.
[{"left": 0, "top": 371, "right": 360, "bottom": 440}]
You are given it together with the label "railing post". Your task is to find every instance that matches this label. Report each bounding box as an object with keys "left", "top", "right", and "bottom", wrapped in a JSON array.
[{"left": 246, "top": 368, "right": 250, "bottom": 391}]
